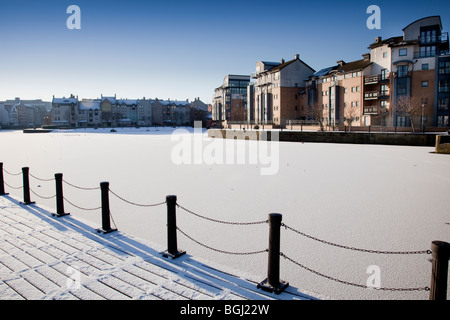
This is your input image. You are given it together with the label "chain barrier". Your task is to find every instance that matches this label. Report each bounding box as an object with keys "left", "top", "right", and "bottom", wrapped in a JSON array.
[
  {"left": 109, "top": 188, "right": 167, "bottom": 207},
  {"left": 177, "top": 227, "right": 268, "bottom": 256},
  {"left": 3, "top": 168, "right": 22, "bottom": 176},
  {"left": 29, "top": 173, "right": 54, "bottom": 182},
  {"left": 30, "top": 188, "right": 56, "bottom": 200},
  {"left": 0, "top": 164, "right": 437, "bottom": 295},
  {"left": 280, "top": 252, "right": 430, "bottom": 292},
  {"left": 282, "top": 223, "right": 431, "bottom": 255},
  {"left": 63, "top": 197, "right": 101, "bottom": 211},
  {"left": 63, "top": 180, "right": 100, "bottom": 191},
  {"left": 3, "top": 181, "right": 23, "bottom": 190},
  {"left": 177, "top": 203, "right": 269, "bottom": 226}
]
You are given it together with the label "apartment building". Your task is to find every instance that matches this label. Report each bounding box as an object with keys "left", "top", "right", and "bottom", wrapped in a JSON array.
[
  {"left": 249, "top": 54, "right": 315, "bottom": 126},
  {"left": 436, "top": 53, "right": 450, "bottom": 127},
  {"left": 78, "top": 99, "right": 102, "bottom": 127},
  {"left": 305, "top": 55, "right": 371, "bottom": 127},
  {"left": 212, "top": 75, "right": 250, "bottom": 122},
  {"left": 52, "top": 95, "right": 79, "bottom": 127},
  {"left": 365, "top": 16, "right": 449, "bottom": 128}
]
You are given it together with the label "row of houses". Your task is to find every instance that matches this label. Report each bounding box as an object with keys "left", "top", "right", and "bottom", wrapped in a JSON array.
[
  {"left": 1, "top": 96, "right": 210, "bottom": 129},
  {"left": 0, "top": 98, "right": 51, "bottom": 128},
  {"left": 212, "top": 16, "right": 450, "bottom": 130},
  {"left": 51, "top": 95, "right": 210, "bottom": 128}
]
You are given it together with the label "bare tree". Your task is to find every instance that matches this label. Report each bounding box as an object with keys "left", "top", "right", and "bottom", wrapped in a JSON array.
[
  {"left": 395, "top": 96, "right": 423, "bottom": 132},
  {"left": 375, "top": 106, "right": 390, "bottom": 129},
  {"left": 344, "top": 105, "right": 359, "bottom": 131},
  {"left": 306, "top": 101, "right": 326, "bottom": 132}
]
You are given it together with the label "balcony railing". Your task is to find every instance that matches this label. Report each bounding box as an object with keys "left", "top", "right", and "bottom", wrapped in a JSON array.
[
  {"left": 364, "top": 91, "right": 379, "bottom": 100},
  {"left": 363, "top": 107, "right": 378, "bottom": 115},
  {"left": 419, "top": 32, "right": 449, "bottom": 46},
  {"left": 364, "top": 90, "right": 389, "bottom": 100},
  {"left": 364, "top": 74, "right": 390, "bottom": 85}
]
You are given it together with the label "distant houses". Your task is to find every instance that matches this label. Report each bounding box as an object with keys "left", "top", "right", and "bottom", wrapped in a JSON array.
[
  {"left": 50, "top": 94, "right": 210, "bottom": 128},
  {"left": 0, "top": 98, "right": 51, "bottom": 128}
]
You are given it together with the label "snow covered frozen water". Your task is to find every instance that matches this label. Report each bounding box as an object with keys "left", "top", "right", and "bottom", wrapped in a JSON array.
[{"left": 1, "top": 127, "right": 449, "bottom": 300}]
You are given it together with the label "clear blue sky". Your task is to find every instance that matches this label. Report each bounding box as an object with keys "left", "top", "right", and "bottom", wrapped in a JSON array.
[{"left": 1, "top": 0, "right": 449, "bottom": 104}]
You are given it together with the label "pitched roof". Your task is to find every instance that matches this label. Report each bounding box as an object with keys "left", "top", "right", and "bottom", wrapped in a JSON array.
[
  {"left": 268, "top": 57, "right": 315, "bottom": 73},
  {"left": 52, "top": 98, "right": 78, "bottom": 104},
  {"left": 337, "top": 58, "right": 372, "bottom": 73},
  {"left": 368, "top": 36, "right": 417, "bottom": 49}
]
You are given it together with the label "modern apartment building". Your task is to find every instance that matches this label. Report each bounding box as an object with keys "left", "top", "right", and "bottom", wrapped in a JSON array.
[
  {"left": 249, "top": 54, "right": 315, "bottom": 126},
  {"left": 436, "top": 53, "right": 450, "bottom": 127},
  {"left": 365, "top": 16, "right": 449, "bottom": 128},
  {"left": 306, "top": 55, "right": 371, "bottom": 127},
  {"left": 212, "top": 75, "right": 251, "bottom": 122}
]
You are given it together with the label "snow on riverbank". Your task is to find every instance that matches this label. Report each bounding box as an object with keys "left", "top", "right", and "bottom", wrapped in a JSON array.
[{"left": 1, "top": 127, "right": 449, "bottom": 300}]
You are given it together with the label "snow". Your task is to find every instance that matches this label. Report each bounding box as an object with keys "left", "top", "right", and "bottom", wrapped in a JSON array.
[{"left": 1, "top": 126, "right": 450, "bottom": 300}]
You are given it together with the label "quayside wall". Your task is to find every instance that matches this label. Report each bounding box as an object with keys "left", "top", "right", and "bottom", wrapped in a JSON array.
[{"left": 207, "top": 129, "right": 441, "bottom": 147}]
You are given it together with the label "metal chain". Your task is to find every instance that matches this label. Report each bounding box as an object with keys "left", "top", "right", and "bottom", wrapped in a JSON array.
[
  {"left": 3, "top": 181, "right": 23, "bottom": 190},
  {"left": 280, "top": 252, "right": 430, "bottom": 292},
  {"left": 30, "top": 188, "right": 56, "bottom": 200},
  {"left": 63, "top": 180, "right": 100, "bottom": 191},
  {"left": 177, "top": 203, "right": 269, "bottom": 226},
  {"left": 63, "top": 197, "right": 101, "bottom": 211},
  {"left": 29, "top": 173, "right": 54, "bottom": 182},
  {"left": 109, "top": 189, "right": 166, "bottom": 207},
  {"left": 3, "top": 169, "right": 22, "bottom": 176},
  {"left": 282, "top": 223, "right": 431, "bottom": 255},
  {"left": 177, "top": 227, "right": 268, "bottom": 256}
]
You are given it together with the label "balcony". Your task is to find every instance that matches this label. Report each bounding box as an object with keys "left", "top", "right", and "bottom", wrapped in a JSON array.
[
  {"left": 364, "top": 75, "right": 380, "bottom": 85},
  {"left": 364, "top": 90, "right": 389, "bottom": 101},
  {"left": 363, "top": 107, "right": 378, "bottom": 115},
  {"left": 364, "top": 91, "right": 379, "bottom": 100},
  {"left": 419, "top": 32, "right": 449, "bottom": 47},
  {"left": 364, "top": 74, "right": 390, "bottom": 85}
]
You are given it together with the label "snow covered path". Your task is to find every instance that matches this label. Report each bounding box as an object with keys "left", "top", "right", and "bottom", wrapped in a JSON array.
[{"left": 0, "top": 195, "right": 318, "bottom": 300}]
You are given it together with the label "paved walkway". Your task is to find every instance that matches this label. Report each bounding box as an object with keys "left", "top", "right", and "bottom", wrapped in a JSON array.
[{"left": 0, "top": 195, "right": 318, "bottom": 300}]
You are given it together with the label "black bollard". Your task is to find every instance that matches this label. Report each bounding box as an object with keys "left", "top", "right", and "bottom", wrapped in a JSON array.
[
  {"left": 97, "top": 182, "right": 117, "bottom": 234},
  {"left": 0, "top": 163, "right": 8, "bottom": 196},
  {"left": 429, "top": 241, "right": 450, "bottom": 300},
  {"left": 52, "top": 173, "right": 70, "bottom": 217},
  {"left": 257, "top": 213, "right": 289, "bottom": 294},
  {"left": 21, "top": 167, "right": 35, "bottom": 205},
  {"left": 162, "top": 195, "right": 185, "bottom": 259}
]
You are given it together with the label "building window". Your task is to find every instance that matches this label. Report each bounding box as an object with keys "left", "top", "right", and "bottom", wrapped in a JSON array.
[
  {"left": 381, "top": 69, "right": 388, "bottom": 80},
  {"left": 438, "top": 116, "right": 449, "bottom": 127},
  {"left": 421, "top": 81, "right": 429, "bottom": 87},
  {"left": 439, "top": 61, "right": 450, "bottom": 75},
  {"left": 398, "top": 65, "right": 408, "bottom": 78},
  {"left": 383, "top": 52, "right": 388, "bottom": 58},
  {"left": 422, "top": 64, "right": 429, "bottom": 70},
  {"left": 399, "top": 48, "right": 408, "bottom": 56},
  {"left": 439, "top": 80, "right": 450, "bottom": 93},
  {"left": 420, "top": 46, "right": 437, "bottom": 58}
]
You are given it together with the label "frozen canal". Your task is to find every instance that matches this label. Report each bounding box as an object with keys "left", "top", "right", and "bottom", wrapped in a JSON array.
[{"left": 1, "top": 127, "right": 449, "bottom": 300}]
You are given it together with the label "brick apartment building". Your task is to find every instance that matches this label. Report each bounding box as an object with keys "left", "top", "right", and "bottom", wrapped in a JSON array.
[{"left": 213, "top": 16, "right": 449, "bottom": 129}]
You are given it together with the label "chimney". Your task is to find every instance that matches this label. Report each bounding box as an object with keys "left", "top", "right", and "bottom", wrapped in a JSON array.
[
  {"left": 294, "top": 54, "right": 300, "bottom": 60},
  {"left": 337, "top": 60, "right": 346, "bottom": 67},
  {"left": 281, "top": 58, "right": 285, "bottom": 64},
  {"left": 362, "top": 53, "right": 370, "bottom": 61},
  {"left": 375, "top": 36, "right": 382, "bottom": 43}
]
